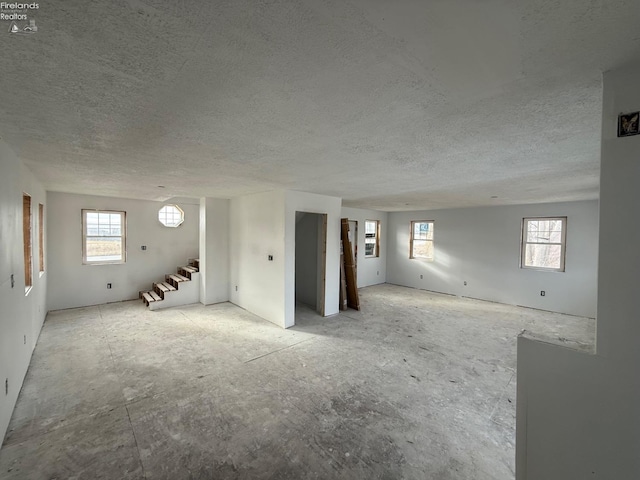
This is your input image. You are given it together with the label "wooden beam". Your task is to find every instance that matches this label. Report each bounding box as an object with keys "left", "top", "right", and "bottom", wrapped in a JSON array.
[{"left": 341, "top": 218, "right": 360, "bottom": 310}]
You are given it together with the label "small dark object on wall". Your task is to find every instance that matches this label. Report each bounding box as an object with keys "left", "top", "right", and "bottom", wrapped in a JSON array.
[{"left": 618, "top": 111, "right": 639, "bottom": 137}]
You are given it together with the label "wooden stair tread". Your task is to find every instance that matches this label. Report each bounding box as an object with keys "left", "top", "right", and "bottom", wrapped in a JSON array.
[
  {"left": 161, "top": 282, "right": 176, "bottom": 291},
  {"left": 142, "top": 292, "right": 155, "bottom": 303},
  {"left": 178, "top": 267, "right": 195, "bottom": 280},
  {"left": 155, "top": 283, "right": 169, "bottom": 293},
  {"left": 149, "top": 291, "right": 162, "bottom": 301}
]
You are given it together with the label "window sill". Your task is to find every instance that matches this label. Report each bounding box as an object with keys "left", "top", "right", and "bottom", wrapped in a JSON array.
[
  {"left": 521, "top": 266, "right": 565, "bottom": 273},
  {"left": 82, "top": 261, "right": 126, "bottom": 266}
]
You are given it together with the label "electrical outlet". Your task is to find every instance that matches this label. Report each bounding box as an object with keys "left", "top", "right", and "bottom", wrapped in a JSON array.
[
  {"left": 10, "top": 274, "right": 14, "bottom": 288},
  {"left": 5, "top": 378, "right": 8, "bottom": 395},
  {"left": 464, "top": 281, "right": 467, "bottom": 286},
  {"left": 540, "top": 290, "right": 545, "bottom": 296},
  {"left": 268, "top": 255, "right": 274, "bottom": 261},
  {"left": 107, "top": 283, "right": 112, "bottom": 289},
  {"left": 23, "top": 335, "right": 26, "bottom": 345},
  {"left": 420, "top": 274, "right": 423, "bottom": 279},
  {"left": 377, "top": 271, "right": 379, "bottom": 276},
  {"left": 235, "top": 285, "right": 238, "bottom": 291},
  {"left": 141, "top": 245, "right": 147, "bottom": 251}
]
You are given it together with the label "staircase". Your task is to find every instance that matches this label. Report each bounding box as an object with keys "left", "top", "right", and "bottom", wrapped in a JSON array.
[{"left": 140, "top": 259, "right": 201, "bottom": 311}]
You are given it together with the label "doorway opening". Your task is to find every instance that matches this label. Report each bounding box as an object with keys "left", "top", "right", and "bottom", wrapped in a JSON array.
[{"left": 295, "top": 212, "right": 327, "bottom": 316}]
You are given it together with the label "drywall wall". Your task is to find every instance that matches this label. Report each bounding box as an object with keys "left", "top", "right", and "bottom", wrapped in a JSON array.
[
  {"left": 0, "top": 141, "right": 48, "bottom": 443},
  {"left": 516, "top": 337, "right": 633, "bottom": 479},
  {"left": 199, "top": 197, "right": 230, "bottom": 305},
  {"left": 47, "top": 193, "right": 199, "bottom": 311},
  {"left": 516, "top": 65, "right": 640, "bottom": 479},
  {"left": 295, "top": 212, "right": 319, "bottom": 309},
  {"left": 229, "top": 190, "right": 286, "bottom": 328},
  {"left": 341, "top": 207, "right": 387, "bottom": 288},
  {"left": 387, "top": 201, "right": 598, "bottom": 317},
  {"left": 230, "top": 190, "right": 341, "bottom": 328},
  {"left": 285, "top": 191, "right": 341, "bottom": 327}
]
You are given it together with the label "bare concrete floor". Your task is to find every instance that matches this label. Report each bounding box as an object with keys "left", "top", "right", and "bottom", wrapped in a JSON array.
[{"left": 1, "top": 284, "right": 595, "bottom": 479}]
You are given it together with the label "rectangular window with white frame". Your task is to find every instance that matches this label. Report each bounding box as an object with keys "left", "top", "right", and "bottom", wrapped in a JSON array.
[
  {"left": 82, "top": 210, "right": 126, "bottom": 265},
  {"left": 364, "top": 220, "right": 380, "bottom": 258},
  {"left": 410, "top": 221, "right": 434, "bottom": 260},
  {"left": 521, "top": 217, "right": 566, "bottom": 271}
]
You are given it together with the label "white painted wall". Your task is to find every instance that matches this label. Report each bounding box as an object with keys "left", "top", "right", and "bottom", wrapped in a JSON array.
[
  {"left": 285, "top": 191, "right": 341, "bottom": 327},
  {"left": 341, "top": 207, "right": 387, "bottom": 288},
  {"left": 387, "top": 201, "right": 598, "bottom": 318},
  {"left": 0, "top": 141, "right": 48, "bottom": 443},
  {"left": 295, "top": 212, "right": 319, "bottom": 309},
  {"left": 230, "top": 190, "right": 341, "bottom": 328},
  {"left": 199, "top": 197, "right": 230, "bottom": 305},
  {"left": 229, "top": 190, "right": 286, "bottom": 327},
  {"left": 516, "top": 65, "right": 640, "bottom": 479},
  {"left": 47, "top": 193, "right": 199, "bottom": 311}
]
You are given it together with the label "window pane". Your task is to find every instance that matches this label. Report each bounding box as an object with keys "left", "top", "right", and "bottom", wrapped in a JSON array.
[
  {"left": 365, "top": 221, "right": 377, "bottom": 234},
  {"left": 365, "top": 240, "right": 376, "bottom": 256},
  {"left": 413, "top": 222, "right": 433, "bottom": 240},
  {"left": 85, "top": 237, "right": 123, "bottom": 262},
  {"left": 524, "top": 243, "right": 562, "bottom": 269},
  {"left": 526, "top": 219, "right": 563, "bottom": 243},
  {"left": 159, "top": 205, "right": 184, "bottom": 227},
  {"left": 412, "top": 240, "right": 434, "bottom": 259}
]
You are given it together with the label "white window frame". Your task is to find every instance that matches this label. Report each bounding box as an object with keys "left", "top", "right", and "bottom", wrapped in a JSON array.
[
  {"left": 364, "top": 220, "right": 380, "bottom": 258},
  {"left": 520, "top": 217, "right": 567, "bottom": 272},
  {"left": 410, "top": 220, "right": 434, "bottom": 260},
  {"left": 158, "top": 204, "right": 184, "bottom": 227},
  {"left": 82, "top": 209, "right": 126, "bottom": 265}
]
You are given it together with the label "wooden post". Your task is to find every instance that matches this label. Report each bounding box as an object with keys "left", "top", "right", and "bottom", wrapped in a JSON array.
[{"left": 341, "top": 218, "right": 360, "bottom": 310}]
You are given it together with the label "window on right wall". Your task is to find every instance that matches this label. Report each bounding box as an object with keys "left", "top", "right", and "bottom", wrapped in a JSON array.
[
  {"left": 410, "top": 221, "right": 434, "bottom": 260},
  {"left": 521, "top": 217, "right": 567, "bottom": 271}
]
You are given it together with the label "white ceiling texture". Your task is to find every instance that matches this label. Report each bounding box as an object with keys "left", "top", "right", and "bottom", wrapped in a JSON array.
[{"left": 2, "top": 0, "right": 639, "bottom": 210}]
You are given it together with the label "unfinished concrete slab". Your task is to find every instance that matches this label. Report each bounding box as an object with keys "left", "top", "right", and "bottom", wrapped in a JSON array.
[{"left": 0, "top": 284, "right": 594, "bottom": 479}]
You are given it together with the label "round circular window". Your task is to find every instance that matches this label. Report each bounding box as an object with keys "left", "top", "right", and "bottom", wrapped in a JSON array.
[{"left": 158, "top": 205, "right": 184, "bottom": 227}]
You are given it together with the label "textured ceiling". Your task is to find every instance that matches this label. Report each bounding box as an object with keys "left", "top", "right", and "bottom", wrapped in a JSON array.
[{"left": 2, "top": 0, "right": 639, "bottom": 210}]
